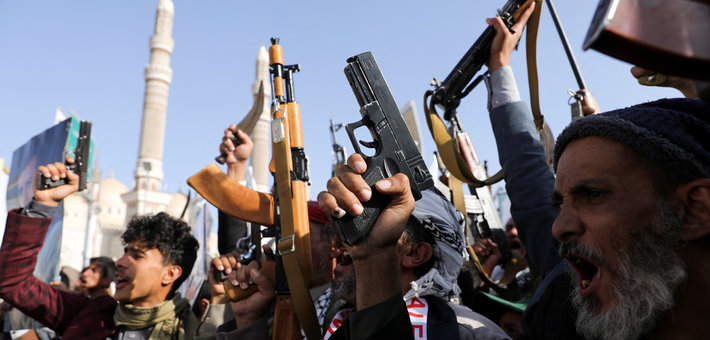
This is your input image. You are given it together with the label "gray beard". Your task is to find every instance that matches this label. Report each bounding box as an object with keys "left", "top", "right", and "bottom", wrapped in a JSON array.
[{"left": 562, "top": 202, "right": 687, "bottom": 340}]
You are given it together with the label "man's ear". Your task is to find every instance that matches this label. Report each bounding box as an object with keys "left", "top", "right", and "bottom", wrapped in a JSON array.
[
  {"left": 161, "top": 265, "right": 182, "bottom": 287},
  {"left": 676, "top": 179, "right": 710, "bottom": 241},
  {"left": 400, "top": 242, "right": 434, "bottom": 269}
]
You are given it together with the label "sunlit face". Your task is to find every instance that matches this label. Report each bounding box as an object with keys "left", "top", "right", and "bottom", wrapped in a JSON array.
[
  {"left": 79, "top": 262, "right": 105, "bottom": 290},
  {"left": 114, "top": 242, "right": 173, "bottom": 307},
  {"left": 553, "top": 137, "right": 664, "bottom": 309}
]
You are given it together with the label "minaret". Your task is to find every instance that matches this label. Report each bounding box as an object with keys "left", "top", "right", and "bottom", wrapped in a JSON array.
[
  {"left": 122, "top": 0, "right": 175, "bottom": 217},
  {"left": 250, "top": 45, "right": 272, "bottom": 193}
]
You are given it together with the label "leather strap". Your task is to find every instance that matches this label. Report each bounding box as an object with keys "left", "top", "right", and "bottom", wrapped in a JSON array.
[
  {"left": 424, "top": 91, "right": 504, "bottom": 188},
  {"left": 526, "top": 0, "right": 545, "bottom": 133}
]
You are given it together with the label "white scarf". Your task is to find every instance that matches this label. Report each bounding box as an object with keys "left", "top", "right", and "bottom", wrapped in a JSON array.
[{"left": 403, "top": 267, "right": 461, "bottom": 302}]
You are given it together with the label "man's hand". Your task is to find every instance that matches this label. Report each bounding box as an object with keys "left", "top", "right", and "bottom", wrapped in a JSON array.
[
  {"left": 208, "top": 251, "right": 240, "bottom": 305},
  {"left": 229, "top": 260, "right": 276, "bottom": 328},
  {"left": 486, "top": 1, "right": 536, "bottom": 72},
  {"left": 630, "top": 66, "right": 698, "bottom": 98},
  {"left": 318, "top": 153, "right": 414, "bottom": 261},
  {"left": 33, "top": 156, "right": 80, "bottom": 207},
  {"left": 318, "top": 153, "right": 414, "bottom": 310},
  {"left": 220, "top": 125, "right": 254, "bottom": 181},
  {"left": 472, "top": 238, "right": 502, "bottom": 277}
]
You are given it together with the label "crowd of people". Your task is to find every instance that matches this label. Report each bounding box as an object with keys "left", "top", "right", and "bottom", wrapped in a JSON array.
[{"left": 1, "top": 2, "right": 710, "bottom": 339}]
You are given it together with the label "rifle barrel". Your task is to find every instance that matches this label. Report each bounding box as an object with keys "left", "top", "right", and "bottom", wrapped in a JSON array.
[{"left": 545, "top": 0, "right": 587, "bottom": 90}]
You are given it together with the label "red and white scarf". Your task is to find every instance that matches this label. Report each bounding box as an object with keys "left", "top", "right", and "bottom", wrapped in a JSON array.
[{"left": 322, "top": 297, "right": 430, "bottom": 340}]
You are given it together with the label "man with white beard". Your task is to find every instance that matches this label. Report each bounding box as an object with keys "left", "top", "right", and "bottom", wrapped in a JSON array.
[{"left": 551, "top": 98, "right": 710, "bottom": 339}]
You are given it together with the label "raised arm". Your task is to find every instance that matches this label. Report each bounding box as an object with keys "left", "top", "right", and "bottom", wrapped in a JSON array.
[
  {"left": 485, "top": 2, "right": 561, "bottom": 277},
  {"left": 0, "top": 158, "right": 99, "bottom": 334}
]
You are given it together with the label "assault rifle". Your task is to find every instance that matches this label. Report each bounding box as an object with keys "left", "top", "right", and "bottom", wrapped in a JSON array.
[
  {"left": 37, "top": 120, "right": 92, "bottom": 191},
  {"left": 329, "top": 119, "right": 346, "bottom": 178},
  {"left": 331, "top": 51, "right": 434, "bottom": 246},
  {"left": 431, "top": 0, "right": 534, "bottom": 120},
  {"left": 188, "top": 38, "right": 319, "bottom": 340}
]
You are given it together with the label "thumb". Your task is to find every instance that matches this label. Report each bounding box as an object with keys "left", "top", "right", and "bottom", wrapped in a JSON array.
[{"left": 250, "top": 267, "right": 274, "bottom": 296}]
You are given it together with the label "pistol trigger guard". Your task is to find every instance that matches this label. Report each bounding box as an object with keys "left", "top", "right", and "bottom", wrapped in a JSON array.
[{"left": 345, "top": 120, "right": 365, "bottom": 156}]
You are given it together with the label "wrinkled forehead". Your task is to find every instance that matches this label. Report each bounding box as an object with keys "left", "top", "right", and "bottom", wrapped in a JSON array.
[{"left": 555, "top": 137, "right": 654, "bottom": 189}]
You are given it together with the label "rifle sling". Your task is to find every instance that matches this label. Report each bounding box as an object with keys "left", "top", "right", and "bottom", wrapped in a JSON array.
[
  {"left": 526, "top": 0, "right": 545, "bottom": 133},
  {"left": 449, "top": 175, "right": 514, "bottom": 289},
  {"left": 423, "top": 91, "right": 503, "bottom": 188},
  {"left": 277, "top": 234, "right": 321, "bottom": 340}
]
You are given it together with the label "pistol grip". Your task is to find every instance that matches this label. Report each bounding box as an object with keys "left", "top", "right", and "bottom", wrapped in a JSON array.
[
  {"left": 36, "top": 167, "right": 73, "bottom": 190},
  {"left": 328, "top": 164, "right": 390, "bottom": 245}
]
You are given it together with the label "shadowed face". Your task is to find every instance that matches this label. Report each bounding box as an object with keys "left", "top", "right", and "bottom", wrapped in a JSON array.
[
  {"left": 553, "top": 137, "right": 686, "bottom": 339},
  {"left": 80, "top": 262, "right": 105, "bottom": 290}
]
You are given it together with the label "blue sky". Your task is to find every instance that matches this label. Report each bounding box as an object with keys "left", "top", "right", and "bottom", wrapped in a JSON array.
[{"left": 0, "top": 1, "right": 679, "bottom": 206}]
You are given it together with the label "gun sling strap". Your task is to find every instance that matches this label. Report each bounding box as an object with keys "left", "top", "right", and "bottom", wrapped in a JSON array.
[{"left": 425, "top": 1, "right": 547, "bottom": 290}]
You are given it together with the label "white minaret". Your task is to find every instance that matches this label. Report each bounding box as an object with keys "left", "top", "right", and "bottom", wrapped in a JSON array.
[
  {"left": 250, "top": 45, "right": 272, "bottom": 193},
  {"left": 122, "top": 0, "right": 175, "bottom": 218}
]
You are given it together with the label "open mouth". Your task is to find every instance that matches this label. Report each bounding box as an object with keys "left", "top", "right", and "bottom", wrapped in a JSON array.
[
  {"left": 566, "top": 255, "right": 601, "bottom": 295},
  {"left": 115, "top": 273, "right": 129, "bottom": 290}
]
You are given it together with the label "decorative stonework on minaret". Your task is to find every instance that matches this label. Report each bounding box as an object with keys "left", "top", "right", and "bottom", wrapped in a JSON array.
[
  {"left": 250, "top": 45, "right": 272, "bottom": 193},
  {"left": 122, "top": 0, "right": 175, "bottom": 218}
]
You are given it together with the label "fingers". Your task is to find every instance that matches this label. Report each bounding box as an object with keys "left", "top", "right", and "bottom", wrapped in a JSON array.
[
  {"left": 346, "top": 153, "right": 367, "bottom": 174},
  {"left": 375, "top": 173, "right": 412, "bottom": 206},
  {"left": 234, "top": 129, "right": 253, "bottom": 148},
  {"left": 261, "top": 245, "right": 275, "bottom": 262},
  {"left": 318, "top": 190, "right": 346, "bottom": 218},
  {"left": 320, "top": 154, "right": 372, "bottom": 217},
  {"left": 513, "top": 1, "right": 536, "bottom": 32},
  {"left": 249, "top": 266, "right": 275, "bottom": 298},
  {"left": 38, "top": 162, "right": 69, "bottom": 182},
  {"left": 630, "top": 66, "right": 653, "bottom": 79},
  {"left": 235, "top": 260, "right": 260, "bottom": 289}
]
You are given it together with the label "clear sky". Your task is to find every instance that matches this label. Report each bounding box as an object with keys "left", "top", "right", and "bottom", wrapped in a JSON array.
[{"left": 0, "top": 1, "right": 680, "bottom": 208}]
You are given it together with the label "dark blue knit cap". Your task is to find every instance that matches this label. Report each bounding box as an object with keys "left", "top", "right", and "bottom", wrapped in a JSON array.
[{"left": 554, "top": 98, "right": 710, "bottom": 184}]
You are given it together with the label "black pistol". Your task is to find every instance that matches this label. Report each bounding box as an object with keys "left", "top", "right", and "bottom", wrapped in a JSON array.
[
  {"left": 36, "top": 120, "right": 92, "bottom": 191},
  {"left": 331, "top": 51, "right": 434, "bottom": 245}
]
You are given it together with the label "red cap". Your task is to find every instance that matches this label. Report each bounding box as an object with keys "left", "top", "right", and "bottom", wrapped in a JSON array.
[{"left": 307, "top": 200, "right": 329, "bottom": 225}]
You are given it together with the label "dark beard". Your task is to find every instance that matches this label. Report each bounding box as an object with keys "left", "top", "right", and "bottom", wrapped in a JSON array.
[
  {"left": 331, "top": 269, "right": 356, "bottom": 301},
  {"left": 561, "top": 201, "right": 687, "bottom": 340}
]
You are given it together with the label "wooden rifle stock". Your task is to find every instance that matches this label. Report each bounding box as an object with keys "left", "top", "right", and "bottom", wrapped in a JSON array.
[
  {"left": 269, "top": 37, "right": 319, "bottom": 340},
  {"left": 187, "top": 38, "right": 319, "bottom": 340}
]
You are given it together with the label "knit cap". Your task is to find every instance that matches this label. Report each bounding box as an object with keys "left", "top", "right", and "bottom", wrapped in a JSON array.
[{"left": 553, "top": 98, "right": 710, "bottom": 184}]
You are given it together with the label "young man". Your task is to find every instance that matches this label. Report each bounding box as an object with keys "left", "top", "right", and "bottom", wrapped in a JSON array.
[
  {"left": 0, "top": 159, "right": 204, "bottom": 339},
  {"left": 79, "top": 256, "right": 115, "bottom": 298}
]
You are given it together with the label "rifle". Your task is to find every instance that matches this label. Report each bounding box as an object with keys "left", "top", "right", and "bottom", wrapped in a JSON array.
[
  {"left": 331, "top": 51, "right": 434, "bottom": 246},
  {"left": 584, "top": 0, "right": 710, "bottom": 80},
  {"left": 329, "top": 119, "right": 346, "bottom": 178},
  {"left": 543, "top": 0, "right": 599, "bottom": 119},
  {"left": 430, "top": 0, "right": 534, "bottom": 120},
  {"left": 188, "top": 38, "right": 319, "bottom": 340},
  {"left": 37, "top": 120, "right": 92, "bottom": 191}
]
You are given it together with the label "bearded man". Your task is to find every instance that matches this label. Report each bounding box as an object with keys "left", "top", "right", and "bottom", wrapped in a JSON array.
[{"left": 551, "top": 98, "right": 710, "bottom": 339}]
